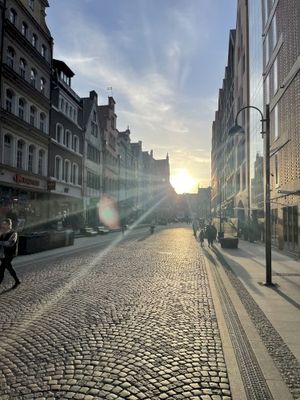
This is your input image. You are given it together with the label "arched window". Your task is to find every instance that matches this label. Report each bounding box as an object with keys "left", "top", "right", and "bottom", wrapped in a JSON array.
[
  {"left": 6, "top": 89, "right": 14, "bottom": 113},
  {"left": 16, "top": 140, "right": 24, "bottom": 169},
  {"left": 30, "top": 68, "right": 37, "bottom": 87},
  {"left": 55, "top": 156, "right": 62, "bottom": 180},
  {"left": 21, "top": 21, "right": 28, "bottom": 37},
  {"left": 64, "top": 160, "right": 70, "bottom": 182},
  {"left": 73, "top": 135, "right": 78, "bottom": 152},
  {"left": 18, "top": 98, "right": 26, "bottom": 120},
  {"left": 66, "top": 130, "right": 71, "bottom": 147},
  {"left": 3, "top": 134, "right": 13, "bottom": 166},
  {"left": 41, "top": 44, "right": 47, "bottom": 58},
  {"left": 19, "top": 58, "right": 26, "bottom": 78},
  {"left": 28, "top": 145, "right": 35, "bottom": 172},
  {"left": 72, "top": 164, "right": 78, "bottom": 185},
  {"left": 32, "top": 33, "right": 38, "bottom": 48},
  {"left": 56, "top": 124, "right": 63, "bottom": 143},
  {"left": 30, "top": 105, "right": 36, "bottom": 125},
  {"left": 38, "top": 149, "right": 45, "bottom": 175},
  {"left": 7, "top": 46, "right": 15, "bottom": 68},
  {"left": 39, "top": 113, "right": 46, "bottom": 132},
  {"left": 9, "top": 9, "right": 17, "bottom": 25},
  {"left": 40, "top": 77, "right": 46, "bottom": 94}
]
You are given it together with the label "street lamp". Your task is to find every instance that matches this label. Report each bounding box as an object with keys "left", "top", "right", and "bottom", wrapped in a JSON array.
[{"left": 229, "top": 104, "right": 273, "bottom": 286}]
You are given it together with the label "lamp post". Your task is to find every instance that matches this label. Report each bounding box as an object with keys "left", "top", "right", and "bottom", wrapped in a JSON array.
[{"left": 229, "top": 104, "right": 273, "bottom": 286}]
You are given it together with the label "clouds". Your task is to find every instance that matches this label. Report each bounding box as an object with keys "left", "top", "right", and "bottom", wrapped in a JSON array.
[{"left": 47, "top": 0, "right": 236, "bottom": 190}]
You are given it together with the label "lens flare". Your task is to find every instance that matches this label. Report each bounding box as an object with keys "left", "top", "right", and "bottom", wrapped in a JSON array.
[{"left": 98, "top": 195, "right": 120, "bottom": 229}]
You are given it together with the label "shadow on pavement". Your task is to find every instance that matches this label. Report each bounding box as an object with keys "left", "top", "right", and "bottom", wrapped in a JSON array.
[{"left": 270, "top": 286, "right": 300, "bottom": 310}]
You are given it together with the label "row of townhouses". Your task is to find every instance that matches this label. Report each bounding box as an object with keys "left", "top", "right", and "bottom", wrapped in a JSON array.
[
  {"left": 0, "top": 0, "right": 174, "bottom": 231},
  {"left": 211, "top": 0, "right": 300, "bottom": 255}
]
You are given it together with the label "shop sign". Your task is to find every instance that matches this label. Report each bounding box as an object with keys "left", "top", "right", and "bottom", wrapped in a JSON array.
[
  {"left": 14, "top": 174, "right": 40, "bottom": 187},
  {"left": 47, "top": 180, "right": 56, "bottom": 191}
]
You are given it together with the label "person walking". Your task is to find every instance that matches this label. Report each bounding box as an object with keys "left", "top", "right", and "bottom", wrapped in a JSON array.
[
  {"left": 192, "top": 218, "right": 199, "bottom": 237},
  {"left": 206, "top": 222, "right": 217, "bottom": 248},
  {"left": 199, "top": 229, "right": 205, "bottom": 247},
  {"left": 0, "top": 218, "right": 20, "bottom": 289}
]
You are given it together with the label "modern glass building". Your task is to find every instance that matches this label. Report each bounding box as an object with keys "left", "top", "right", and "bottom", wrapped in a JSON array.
[{"left": 248, "top": 0, "right": 264, "bottom": 236}]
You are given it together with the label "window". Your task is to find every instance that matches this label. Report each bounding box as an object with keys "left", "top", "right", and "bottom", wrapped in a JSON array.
[
  {"left": 29, "top": 0, "right": 34, "bottom": 10},
  {"left": 6, "top": 89, "right": 14, "bottom": 113},
  {"left": 73, "top": 135, "right": 78, "bottom": 152},
  {"left": 32, "top": 33, "right": 38, "bottom": 48},
  {"left": 264, "top": 33, "right": 269, "bottom": 66},
  {"left": 64, "top": 160, "right": 70, "bottom": 182},
  {"left": 18, "top": 98, "right": 26, "bottom": 120},
  {"left": 69, "top": 106, "right": 72, "bottom": 118},
  {"left": 65, "top": 103, "right": 69, "bottom": 115},
  {"left": 30, "top": 105, "right": 36, "bottom": 125},
  {"left": 4, "top": 134, "right": 13, "bottom": 166},
  {"left": 19, "top": 58, "right": 26, "bottom": 78},
  {"left": 65, "top": 131, "right": 72, "bottom": 147},
  {"left": 39, "top": 113, "right": 46, "bottom": 132},
  {"left": 72, "top": 164, "right": 78, "bottom": 185},
  {"left": 9, "top": 9, "right": 17, "bottom": 25},
  {"left": 28, "top": 145, "right": 35, "bottom": 172},
  {"left": 273, "top": 57, "right": 278, "bottom": 95},
  {"left": 40, "top": 77, "right": 46, "bottom": 94},
  {"left": 17, "top": 140, "right": 24, "bottom": 169},
  {"left": 7, "top": 47, "right": 15, "bottom": 68},
  {"left": 275, "top": 154, "right": 279, "bottom": 186},
  {"left": 56, "top": 124, "right": 63, "bottom": 143},
  {"left": 272, "top": 14, "right": 277, "bottom": 50},
  {"left": 273, "top": 104, "right": 279, "bottom": 140},
  {"left": 21, "top": 22, "right": 28, "bottom": 37},
  {"left": 265, "top": 74, "right": 270, "bottom": 104},
  {"left": 55, "top": 156, "right": 62, "bottom": 180},
  {"left": 41, "top": 45, "right": 47, "bottom": 58},
  {"left": 30, "top": 68, "right": 37, "bottom": 87},
  {"left": 38, "top": 149, "right": 45, "bottom": 175},
  {"left": 60, "top": 97, "right": 64, "bottom": 110}
]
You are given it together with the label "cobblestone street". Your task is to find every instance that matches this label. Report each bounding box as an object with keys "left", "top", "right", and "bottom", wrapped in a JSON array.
[{"left": 0, "top": 227, "right": 231, "bottom": 400}]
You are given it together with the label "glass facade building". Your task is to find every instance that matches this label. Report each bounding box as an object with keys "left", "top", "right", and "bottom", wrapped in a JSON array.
[{"left": 248, "top": 0, "right": 264, "bottom": 223}]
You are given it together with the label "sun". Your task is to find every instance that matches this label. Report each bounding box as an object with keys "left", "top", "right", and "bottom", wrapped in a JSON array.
[{"left": 170, "top": 169, "right": 197, "bottom": 194}]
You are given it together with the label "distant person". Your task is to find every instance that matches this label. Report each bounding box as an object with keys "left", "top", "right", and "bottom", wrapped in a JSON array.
[
  {"left": 0, "top": 218, "right": 20, "bottom": 289},
  {"left": 199, "top": 229, "right": 205, "bottom": 247},
  {"left": 206, "top": 222, "right": 217, "bottom": 247},
  {"left": 192, "top": 219, "right": 199, "bottom": 237}
]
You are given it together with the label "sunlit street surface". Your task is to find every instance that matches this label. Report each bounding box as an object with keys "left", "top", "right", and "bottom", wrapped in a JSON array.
[{"left": 0, "top": 227, "right": 231, "bottom": 399}]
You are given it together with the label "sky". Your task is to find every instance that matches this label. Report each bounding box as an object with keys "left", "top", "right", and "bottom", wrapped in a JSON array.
[{"left": 47, "top": 0, "right": 237, "bottom": 193}]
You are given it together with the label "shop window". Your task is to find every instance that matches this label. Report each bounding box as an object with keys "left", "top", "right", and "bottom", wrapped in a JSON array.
[
  {"left": 30, "top": 68, "right": 37, "bottom": 87},
  {"left": 21, "top": 21, "right": 28, "bottom": 37},
  {"left": 18, "top": 98, "right": 26, "bottom": 120},
  {"left": 9, "top": 8, "right": 17, "bottom": 25},
  {"left": 40, "top": 113, "right": 46, "bottom": 132},
  {"left": 7, "top": 46, "right": 15, "bottom": 68},
  {"left": 4, "top": 134, "right": 13, "bottom": 166},
  {"left": 30, "top": 105, "right": 36, "bottom": 126},
  {"left": 6, "top": 89, "right": 14, "bottom": 113},
  {"left": 16, "top": 140, "right": 24, "bottom": 169},
  {"left": 38, "top": 149, "right": 45, "bottom": 175},
  {"left": 28, "top": 145, "right": 35, "bottom": 172},
  {"left": 19, "top": 58, "right": 26, "bottom": 78},
  {"left": 55, "top": 156, "right": 62, "bottom": 180}
]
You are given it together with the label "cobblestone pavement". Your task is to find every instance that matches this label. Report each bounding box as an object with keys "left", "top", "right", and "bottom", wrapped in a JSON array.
[{"left": 0, "top": 227, "right": 231, "bottom": 400}]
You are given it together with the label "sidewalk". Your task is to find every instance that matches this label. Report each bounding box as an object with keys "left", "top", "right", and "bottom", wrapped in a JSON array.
[{"left": 216, "top": 239, "right": 300, "bottom": 364}]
